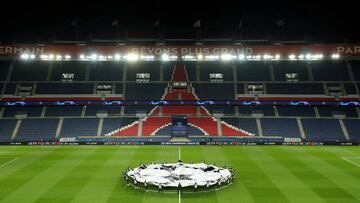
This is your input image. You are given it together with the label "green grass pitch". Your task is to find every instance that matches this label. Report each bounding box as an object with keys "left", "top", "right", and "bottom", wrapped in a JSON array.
[{"left": 0, "top": 146, "right": 360, "bottom": 203}]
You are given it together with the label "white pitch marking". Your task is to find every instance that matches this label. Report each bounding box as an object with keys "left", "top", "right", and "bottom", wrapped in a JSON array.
[
  {"left": 342, "top": 157, "right": 360, "bottom": 168},
  {"left": 179, "top": 191, "right": 181, "bottom": 203},
  {"left": 0, "top": 157, "right": 20, "bottom": 168}
]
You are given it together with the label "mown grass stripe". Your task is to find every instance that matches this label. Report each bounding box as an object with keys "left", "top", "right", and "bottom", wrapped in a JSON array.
[{"left": 34, "top": 147, "right": 116, "bottom": 203}]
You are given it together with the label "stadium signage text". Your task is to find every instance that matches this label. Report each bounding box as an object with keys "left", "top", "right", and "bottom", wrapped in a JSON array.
[{"left": 1, "top": 44, "right": 360, "bottom": 57}]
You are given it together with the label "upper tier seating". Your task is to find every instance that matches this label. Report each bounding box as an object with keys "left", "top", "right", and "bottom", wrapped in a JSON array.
[
  {"left": 3, "top": 106, "right": 42, "bottom": 117},
  {"left": 199, "top": 62, "right": 233, "bottom": 81},
  {"left": 11, "top": 61, "right": 48, "bottom": 81},
  {"left": 236, "top": 62, "right": 271, "bottom": 81},
  {"left": 125, "top": 83, "right": 167, "bottom": 100},
  {"left": 0, "top": 61, "right": 10, "bottom": 81},
  {"left": 89, "top": 62, "right": 124, "bottom": 81},
  {"left": 273, "top": 62, "right": 309, "bottom": 81},
  {"left": 193, "top": 83, "right": 234, "bottom": 100},
  {"left": 36, "top": 83, "right": 94, "bottom": 94},
  {"left": 45, "top": 106, "right": 83, "bottom": 117},
  {"left": 266, "top": 83, "right": 325, "bottom": 94},
  {"left": 127, "top": 62, "right": 161, "bottom": 81},
  {"left": 51, "top": 61, "right": 87, "bottom": 81},
  {"left": 311, "top": 61, "right": 350, "bottom": 81},
  {"left": 277, "top": 106, "right": 315, "bottom": 117}
]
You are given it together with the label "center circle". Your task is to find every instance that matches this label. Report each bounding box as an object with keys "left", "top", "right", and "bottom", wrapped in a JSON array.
[{"left": 123, "top": 162, "right": 235, "bottom": 193}]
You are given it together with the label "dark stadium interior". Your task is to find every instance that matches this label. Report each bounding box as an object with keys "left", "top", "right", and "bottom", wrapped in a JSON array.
[{"left": 1, "top": 0, "right": 359, "bottom": 43}]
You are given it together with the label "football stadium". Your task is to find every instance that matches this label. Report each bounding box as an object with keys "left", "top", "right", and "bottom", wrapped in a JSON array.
[{"left": 1, "top": 1, "right": 360, "bottom": 202}]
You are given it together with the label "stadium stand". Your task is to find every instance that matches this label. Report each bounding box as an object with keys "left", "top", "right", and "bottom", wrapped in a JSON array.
[
  {"left": 50, "top": 61, "right": 87, "bottom": 81},
  {"left": 11, "top": 61, "right": 48, "bottom": 81},
  {"left": 0, "top": 119, "right": 17, "bottom": 142},
  {"left": 301, "top": 119, "right": 346, "bottom": 142},
  {"left": 14, "top": 119, "right": 58, "bottom": 141},
  {"left": 59, "top": 118, "right": 99, "bottom": 137},
  {"left": 1, "top": 46, "right": 360, "bottom": 144},
  {"left": 261, "top": 118, "right": 301, "bottom": 138}
]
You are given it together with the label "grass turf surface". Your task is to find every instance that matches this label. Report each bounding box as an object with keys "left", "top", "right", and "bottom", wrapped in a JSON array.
[{"left": 0, "top": 146, "right": 359, "bottom": 203}]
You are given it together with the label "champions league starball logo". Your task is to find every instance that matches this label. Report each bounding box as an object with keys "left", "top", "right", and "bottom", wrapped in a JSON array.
[{"left": 123, "top": 161, "right": 235, "bottom": 193}]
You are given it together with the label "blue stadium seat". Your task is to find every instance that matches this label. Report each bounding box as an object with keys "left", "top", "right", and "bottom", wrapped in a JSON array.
[
  {"left": 236, "top": 62, "right": 270, "bottom": 81},
  {"left": 162, "top": 63, "right": 176, "bottom": 81},
  {"left": 51, "top": 61, "right": 87, "bottom": 81},
  {"left": 3, "top": 106, "right": 42, "bottom": 117},
  {"left": 45, "top": 106, "right": 83, "bottom": 117},
  {"left": 344, "top": 83, "right": 357, "bottom": 95},
  {"left": 0, "top": 61, "right": 10, "bottom": 81},
  {"left": 266, "top": 83, "right": 325, "bottom": 94},
  {"left": 277, "top": 106, "right": 315, "bottom": 117},
  {"left": 205, "top": 106, "right": 235, "bottom": 116},
  {"left": 301, "top": 119, "right": 346, "bottom": 142},
  {"left": 261, "top": 118, "right": 301, "bottom": 138},
  {"left": 59, "top": 118, "right": 99, "bottom": 137},
  {"left": 11, "top": 61, "right": 48, "bottom": 81},
  {"left": 124, "top": 106, "right": 154, "bottom": 115},
  {"left": 89, "top": 62, "right": 124, "bottom": 81},
  {"left": 311, "top": 61, "right": 350, "bottom": 81},
  {"left": 273, "top": 61, "right": 309, "bottom": 81},
  {"left": 193, "top": 83, "right": 234, "bottom": 100},
  {"left": 126, "top": 62, "right": 160, "bottom": 81},
  {"left": 343, "top": 119, "right": 360, "bottom": 142},
  {"left": 238, "top": 106, "right": 275, "bottom": 116},
  {"left": 125, "top": 83, "right": 167, "bottom": 100},
  {"left": 36, "top": 83, "right": 94, "bottom": 94},
  {"left": 199, "top": 62, "right": 233, "bottom": 81},
  {"left": 3, "top": 83, "right": 17, "bottom": 95},
  {"left": 0, "top": 119, "right": 17, "bottom": 142},
  {"left": 317, "top": 107, "right": 358, "bottom": 118},
  {"left": 15, "top": 119, "right": 58, "bottom": 141},
  {"left": 184, "top": 62, "right": 197, "bottom": 81},
  {"left": 85, "top": 106, "right": 121, "bottom": 116}
]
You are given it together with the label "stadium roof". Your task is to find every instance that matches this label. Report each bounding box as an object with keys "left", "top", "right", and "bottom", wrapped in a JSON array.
[{"left": 0, "top": 1, "right": 358, "bottom": 44}]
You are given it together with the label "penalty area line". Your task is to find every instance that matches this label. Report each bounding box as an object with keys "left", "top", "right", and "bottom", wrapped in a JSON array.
[
  {"left": 342, "top": 157, "right": 360, "bottom": 168},
  {"left": 0, "top": 157, "right": 20, "bottom": 168},
  {"left": 178, "top": 147, "right": 181, "bottom": 161}
]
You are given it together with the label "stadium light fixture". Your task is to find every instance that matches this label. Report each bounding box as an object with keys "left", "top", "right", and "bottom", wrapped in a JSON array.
[
  {"left": 20, "top": 54, "right": 29, "bottom": 60},
  {"left": 305, "top": 54, "right": 311, "bottom": 60},
  {"left": 298, "top": 54, "right": 304, "bottom": 60},
  {"left": 161, "top": 53, "right": 169, "bottom": 61},
  {"left": 238, "top": 54, "right": 245, "bottom": 60},
  {"left": 114, "top": 54, "right": 121, "bottom": 60},
  {"left": 140, "top": 55, "right": 155, "bottom": 61},
  {"left": 274, "top": 54, "right": 281, "bottom": 60},
  {"left": 331, "top": 54, "right": 340, "bottom": 59},
  {"left": 65, "top": 55, "right": 71, "bottom": 60},
  {"left": 40, "top": 54, "right": 48, "bottom": 60},
  {"left": 221, "top": 54, "right": 233, "bottom": 61},
  {"left": 90, "top": 54, "right": 98, "bottom": 61},
  {"left": 205, "top": 55, "right": 219, "bottom": 61},
  {"left": 197, "top": 54, "right": 203, "bottom": 60},
  {"left": 48, "top": 54, "right": 55, "bottom": 60},
  {"left": 56, "top": 55, "right": 62, "bottom": 60},
  {"left": 125, "top": 53, "right": 139, "bottom": 61},
  {"left": 288, "top": 54, "right": 296, "bottom": 60},
  {"left": 30, "top": 54, "right": 35, "bottom": 59}
]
